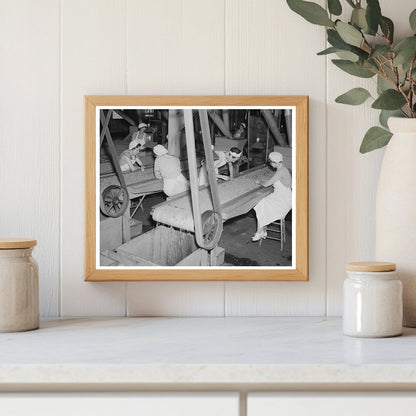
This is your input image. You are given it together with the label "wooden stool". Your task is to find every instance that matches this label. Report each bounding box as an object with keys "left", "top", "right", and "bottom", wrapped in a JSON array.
[{"left": 265, "top": 217, "right": 286, "bottom": 250}]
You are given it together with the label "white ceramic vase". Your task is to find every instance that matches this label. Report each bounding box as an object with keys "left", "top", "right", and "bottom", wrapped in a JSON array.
[{"left": 375, "top": 117, "right": 416, "bottom": 327}]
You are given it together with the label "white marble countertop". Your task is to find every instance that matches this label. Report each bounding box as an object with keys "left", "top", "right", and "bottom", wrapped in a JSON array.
[{"left": 1, "top": 317, "right": 416, "bottom": 389}]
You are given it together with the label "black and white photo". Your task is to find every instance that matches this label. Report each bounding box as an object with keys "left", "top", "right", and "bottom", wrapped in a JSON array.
[{"left": 85, "top": 96, "right": 308, "bottom": 281}]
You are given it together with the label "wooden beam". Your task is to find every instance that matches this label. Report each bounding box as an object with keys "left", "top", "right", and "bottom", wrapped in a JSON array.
[
  {"left": 222, "top": 109, "right": 230, "bottom": 131},
  {"left": 261, "top": 109, "right": 286, "bottom": 146},
  {"left": 100, "top": 110, "right": 112, "bottom": 146},
  {"left": 285, "top": 109, "right": 293, "bottom": 147},
  {"left": 168, "top": 109, "right": 182, "bottom": 157},
  {"left": 99, "top": 110, "right": 128, "bottom": 193},
  {"left": 113, "top": 110, "right": 136, "bottom": 126},
  {"left": 199, "top": 110, "right": 222, "bottom": 218},
  {"left": 208, "top": 110, "right": 232, "bottom": 138},
  {"left": 183, "top": 110, "right": 204, "bottom": 248}
]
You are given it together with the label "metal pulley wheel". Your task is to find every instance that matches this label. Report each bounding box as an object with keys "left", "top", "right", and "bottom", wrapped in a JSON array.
[
  {"left": 201, "top": 210, "right": 223, "bottom": 250},
  {"left": 100, "top": 185, "right": 129, "bottom": 218}
]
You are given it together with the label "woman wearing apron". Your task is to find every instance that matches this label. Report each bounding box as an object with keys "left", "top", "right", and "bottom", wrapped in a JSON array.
[
  {"left": 153, "top": 145, "right": 189, "bottom": 197},
  {"left": 252, "top": 151, "right": 292, "bottom": 241}
]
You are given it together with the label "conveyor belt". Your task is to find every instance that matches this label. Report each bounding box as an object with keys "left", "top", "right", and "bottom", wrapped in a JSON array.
[
  {"left": 151, "top": 165, "right": 275, "bottom": 232},
  {"left": 100, "top": 167, "right": 162, "bottom": 199}
]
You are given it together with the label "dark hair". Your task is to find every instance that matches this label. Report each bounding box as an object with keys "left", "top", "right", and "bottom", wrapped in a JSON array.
[{"left": 229, "top": 147, "right": 241, "bottom": 154}]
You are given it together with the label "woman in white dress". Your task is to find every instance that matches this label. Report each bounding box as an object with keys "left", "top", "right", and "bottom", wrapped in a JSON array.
[
  {"left": 119, "top": 137, "right": 145, "bottom": 172},
  {"left": 252, "top": 151, "right": 292, "bottom": 241},
  {"left": 153, "top": 145, "right": 189, "bottom": 197},
  {"left": 198, "top": 147, "right": 242, "bottom": 186}
]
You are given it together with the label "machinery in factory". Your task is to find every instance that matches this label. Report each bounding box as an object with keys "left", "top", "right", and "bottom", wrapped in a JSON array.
[
  {"left": 99, "top": 107, "right": 292, "bottom": 267},
  {"left": 102, "top": 110, "right": 279, "bottom": 267}
]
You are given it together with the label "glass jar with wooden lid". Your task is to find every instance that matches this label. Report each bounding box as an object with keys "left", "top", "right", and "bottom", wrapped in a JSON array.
[
  {"left": 0, "top": 239, "right": 39, "bottom": 332},
  {"left": 343, "top": 261, "right": 402, "bottom": 338}
]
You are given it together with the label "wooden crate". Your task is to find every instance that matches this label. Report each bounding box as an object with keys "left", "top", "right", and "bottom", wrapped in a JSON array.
[{"left": 113, "top": 225, "right": 224, "bottom": 267}]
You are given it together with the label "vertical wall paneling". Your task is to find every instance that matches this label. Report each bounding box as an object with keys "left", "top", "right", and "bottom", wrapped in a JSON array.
[
  {"left": 126, "top": 0, "right": 226, "bottom": 95},
  {"left": 61, "top": 0, "right": 128, "bottom": 316},
  {"left": 224, "top": 0, "right": 327, "bottom": 315},
  {"left": 125, "top": 0, "right": 226, "bottom": 316},
  {"left": 326, "top": 0, "right": 416, "bottom": 315},
  {"left": 6, "top": 0, "right": 411, "bottom": 317},
  {"left": 0, "top": 1, "right": 61, "bottom": 316}
]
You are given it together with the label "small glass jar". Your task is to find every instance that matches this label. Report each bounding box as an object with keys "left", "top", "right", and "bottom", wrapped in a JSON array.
[
  {"left": 343, "top": 261, "right": 403, "bottom": 338},
  {"left": 0, "top": 239, "right": 39, "bottom": 332}
]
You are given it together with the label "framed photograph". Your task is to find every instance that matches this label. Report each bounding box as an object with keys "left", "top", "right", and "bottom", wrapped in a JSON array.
[{"left": 85, "top": 96, "right": 308, "bottom": 281}]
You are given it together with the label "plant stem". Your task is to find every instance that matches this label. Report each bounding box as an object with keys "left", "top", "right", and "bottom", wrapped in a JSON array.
[{"left": 409, "top": 56, "right": 416, "bottom": 117}]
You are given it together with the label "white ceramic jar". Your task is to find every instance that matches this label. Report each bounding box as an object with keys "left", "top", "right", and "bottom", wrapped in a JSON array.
[
  {"left": 0, "top": 239, "right": 39, "bottom": 332},
  {"left": 343, "top": 262, "right": 402, "bottom": 338}
]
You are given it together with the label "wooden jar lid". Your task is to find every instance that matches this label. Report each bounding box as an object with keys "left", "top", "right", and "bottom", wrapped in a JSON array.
[
  {"left": 0, "top": 239, "right": 37, "bottom": 249},
  {"left": 346, "top": 261, "right": 396, "bottom": 272}
]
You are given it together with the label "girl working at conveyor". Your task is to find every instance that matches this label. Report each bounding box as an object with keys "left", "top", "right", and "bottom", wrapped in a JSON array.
[
  {"left": 252, "top": 151, "right": 292, "bottom": 242},
  {"left": 153, "top": 145, "right": 190, "bottom": 197},
  {"left": 198, "top": 147, "right": 242, "bottom": 187},
  {"left": 119, "top": 136, "right": 145, "bottom": 173}
]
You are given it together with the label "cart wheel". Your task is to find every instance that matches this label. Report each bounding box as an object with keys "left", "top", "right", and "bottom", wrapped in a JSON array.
[
  {"left": 101, "top": 185, "right": 129, "bottom": 218},
  {"left": 201, "top": 210, "right": 223, "bottom": 250}
]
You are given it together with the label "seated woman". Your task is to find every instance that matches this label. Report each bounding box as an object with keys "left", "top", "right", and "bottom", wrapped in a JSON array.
[
  {"left": 153, "top": 145, "right": 189, "bottom": 197},
  {"left": 119, "top": 137, "right": 145, "bottom": 173},
  {"left": 198, "top": 147, "right": 242, "bottom": 187},
  {"left": 252, "top": 151, "right": 292, "bottom": 242}
]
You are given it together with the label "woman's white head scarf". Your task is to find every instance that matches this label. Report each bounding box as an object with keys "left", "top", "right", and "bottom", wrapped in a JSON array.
[
  {"left": 153, "top": 144, "right": 168, "bottom": 156},
  {"left": 268, "top": 151, "right": 283, "bottom": 163}
]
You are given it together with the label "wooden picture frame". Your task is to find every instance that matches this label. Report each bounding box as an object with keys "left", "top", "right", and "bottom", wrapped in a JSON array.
[{"left": 85, "top": 96, "right": 308, "bottom": 281}]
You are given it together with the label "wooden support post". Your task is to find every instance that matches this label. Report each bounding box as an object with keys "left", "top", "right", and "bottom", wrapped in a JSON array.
[
  {"left": 199, "top": 110, "right": 222, "bottom": 217},
  {"left": 265, "top": 128, "right": 270, "bottom": 163},
  {"left": 222, "top": 110, "right": 230, "bottom": 131},
  {"left": 100, "top": 110, "right": 112, "bottom": 147},
  {"left": 208, "top": 110, "right": 232, "bottom": 138},
  {"left": 285, "top": 109, "right": 293, "bottom": 147},
  {"left": 261, "top": 109, "right": 286, "bottom": 146},
  {"left": 183, "top": 110, "right": 204, "bottom": 248},
  {"left": 122, "top": 201, "right": 131, "bottom": 244},
  {"left": 168, "top": 109, "right": 182, "bottom": 157},
  {"left": 247, "top": 110, "right": 251, "bottom": 169},
  {"left": 113, "top": 110, "right": 136, "bottom": 126},
  {"left": 100, "top": 110, "right": 128, "bottom": 193}
]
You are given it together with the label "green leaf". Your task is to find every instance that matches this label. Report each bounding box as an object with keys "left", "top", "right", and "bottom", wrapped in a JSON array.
[
  {"left": 366, "top": 0, "right": 382, "bottom": 35},
  {"left": 327, "top": 29, "right": 348, "bottom": 48},
  {"left": 372, "top": 89, "right": 407, "bottom": 110},
  {"left": 379, "top": 110, "right": 402, "bottom": 129},
  {"left": 393, "top": 36, "right": 416, "bottom": 70},
  {"left": 360, "top": 127, "right": 392, "bottom": 153},
  {"left": 351, "top": 7, "right": 369, "bottom": 32},
  {"left": 332, "top": 59, "right": 375, "bottom": 78},
  {"left": 336, "top": 21, "right": 363, "bottom": 47},
  {"left": 328, "top": 0, "right": 342, "bottom": 16},
  {"left": 335, "top": 50, "right": 359, "bottom": 62},
  {"left": 327, "top": 29, "right": 369, "bottom": 59},
  {"left": 286, "top": 0, "right": 334, "bottom": 27},
  {"left": 317, "top": 46, "right": 358, "bottom": 61},
  {"left": 371, "top": 46, "right": 392, "bottom": 58},
  {"left": 380, "top": 16, "right": 394, "bottom": 44},
  {"left": 377, "top": 75, "right": 393, "bottom": 94},
  {"left": 345, "top": 0, "right": 355, "bottom": 7},
  {"left": 410, "top": 9, "right": 416, "bottom": 32},
  {"left": 335, "top": 87, "right": 371, "bottom": 105},
  {"left": 362, "top": 59, "right": 379, "bottom": 71},
  {"left": 317, "top": 47, "right": 338, "bottom": 55}
]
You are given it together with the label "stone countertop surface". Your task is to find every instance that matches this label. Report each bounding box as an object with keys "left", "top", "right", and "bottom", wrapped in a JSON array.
[{"left": 1, "top": 317, "right": 416, "bottom": 388}]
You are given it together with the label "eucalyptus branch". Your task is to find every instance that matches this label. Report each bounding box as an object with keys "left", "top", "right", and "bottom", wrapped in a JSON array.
[
  {"left": 362, "top": 37, "right": 373, "bottom": 53},
  {"left": 286, "top": 0, "right": 416, "bottom": 151},
  {"left": 408, "top": 56, "right": 416, "bottom": 117}
]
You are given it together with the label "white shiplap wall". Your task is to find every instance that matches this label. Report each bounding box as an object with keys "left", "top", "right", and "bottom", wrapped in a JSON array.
[{"left": 1, "top": 0, "right": 412, "bottom": 317}]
